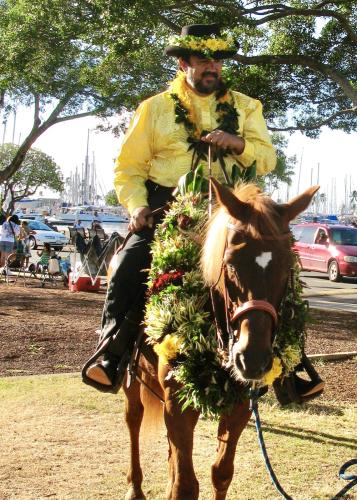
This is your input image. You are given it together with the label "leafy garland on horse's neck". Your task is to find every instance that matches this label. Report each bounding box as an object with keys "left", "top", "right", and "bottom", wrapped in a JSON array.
[
  {"left": 145, "top": 167, "right": 309, "bottom": 417},
  {"left": 169, "top": 71, "right": 256, "bottom": 181}
]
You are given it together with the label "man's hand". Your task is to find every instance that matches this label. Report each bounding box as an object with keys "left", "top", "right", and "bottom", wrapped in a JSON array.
[
  {"left": 201, "top": 130, "right": 245, "bottom": 155},
  {"left": 128, "top": 207, "right": 153, "bottom": 233}
]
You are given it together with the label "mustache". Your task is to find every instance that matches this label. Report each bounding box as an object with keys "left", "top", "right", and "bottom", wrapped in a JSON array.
[{"left": 201, "top": 71, "right": 219, "bottom": 78}]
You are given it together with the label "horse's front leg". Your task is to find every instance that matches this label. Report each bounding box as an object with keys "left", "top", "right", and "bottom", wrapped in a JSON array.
[
  {"left": 159, "top": 365, "right": 200, "bottom": 500},
  {"left": 122, "top": 375, "right": 146, "bottom": 500},
  {"left": 211, "top": 401, "right": 251, "bottom": 500}
]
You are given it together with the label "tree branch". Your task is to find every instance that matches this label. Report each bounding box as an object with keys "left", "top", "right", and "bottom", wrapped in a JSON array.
[
  {"left": 154, "top": 11, "right": 181, "bottom": 32},
  {"left": 268, "top": 106, "right": 357, "bottom": 131},
  {"left": 44, "top": 90, "right": 76, "bottom": 126},
  {"left": 234, "top": 53, "right": 357, "bottom": 105},
  {"left": 33, "top": 94, "right": 41, "bottom": 127},
  {"left": 166, "top": 2, "right": 356, "bottom": 42},
  {"left": 253, "top": 7, "right": 357, "bottom": 43},
  {"left": 53, "top": 109, "right": 102, "bottom": 124}
]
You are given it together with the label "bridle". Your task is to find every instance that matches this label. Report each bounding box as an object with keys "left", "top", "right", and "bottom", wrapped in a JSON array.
[
  {"left": 213, "top": 221, "right": 292, "bottom": 357},
  {"left": 230, "top": 300, "right": 278, "bottom": 329},
  {"left": 206, "top": 150, "right": 291, "bottom": 361}
]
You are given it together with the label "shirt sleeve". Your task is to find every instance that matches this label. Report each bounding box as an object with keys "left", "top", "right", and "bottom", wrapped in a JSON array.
[
  {"left": 236, "top": 97, "right": 276, "bottom": 176},
  {"left": 114, "top": 99, "right": 153, "bottom": 215}
]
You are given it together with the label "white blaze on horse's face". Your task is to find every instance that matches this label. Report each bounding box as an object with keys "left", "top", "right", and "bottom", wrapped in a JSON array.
[{"left": 255, "top": 251, "right": 272, "bottom": 270}]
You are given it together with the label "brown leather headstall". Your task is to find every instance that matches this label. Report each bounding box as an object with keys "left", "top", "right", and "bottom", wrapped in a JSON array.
[{"left": 230, "top": 300, "right": 278, "bottom": 328}]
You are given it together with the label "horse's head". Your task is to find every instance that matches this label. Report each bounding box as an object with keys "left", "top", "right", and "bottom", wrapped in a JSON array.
[{"left": 202, "top": 179, "right": 319, "bottom": 382}]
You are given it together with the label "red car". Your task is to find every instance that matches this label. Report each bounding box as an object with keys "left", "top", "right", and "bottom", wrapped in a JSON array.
[{"left": 291, "top": 223, "right": 357, "bottom": 281}]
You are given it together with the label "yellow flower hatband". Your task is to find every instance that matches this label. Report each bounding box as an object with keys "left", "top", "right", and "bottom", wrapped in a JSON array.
[{"left": 168, "top": 34, "right": 236, "bottom": 56}]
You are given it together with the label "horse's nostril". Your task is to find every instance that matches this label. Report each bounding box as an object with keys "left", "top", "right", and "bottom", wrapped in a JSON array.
[{"left": 235, "top": 351, "right": 273, "bottom": 380}]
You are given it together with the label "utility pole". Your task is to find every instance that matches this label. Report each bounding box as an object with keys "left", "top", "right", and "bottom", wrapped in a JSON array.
[
  {"left": 296, "top": 148, "right": 303, "bottom": 195},
  {"left": 316, "top": 163, "right": 320, "bottom": 214},
  {"left": 84, "top": 129, "right": 90, "bottom": 205}
]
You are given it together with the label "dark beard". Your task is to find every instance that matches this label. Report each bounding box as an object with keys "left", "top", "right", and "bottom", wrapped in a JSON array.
[
  {"left": 194, "top": 72, "right": 221, "bottom": 94},
  {"left": 194, "top": 75, "right": 228, "bottom": 97}
]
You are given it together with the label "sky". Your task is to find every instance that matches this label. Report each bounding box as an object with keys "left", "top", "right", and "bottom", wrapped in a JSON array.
[{"left": 1, "top": 105, "right": 357, "bottom": 212}]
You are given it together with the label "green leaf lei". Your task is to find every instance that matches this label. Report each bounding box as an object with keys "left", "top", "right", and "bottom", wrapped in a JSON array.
[
  {"left": 145, "top": 171, "right": 309, "bottom": 418},
  {"left": 169, "top": 71, "right": 240, "bottom": 167}
]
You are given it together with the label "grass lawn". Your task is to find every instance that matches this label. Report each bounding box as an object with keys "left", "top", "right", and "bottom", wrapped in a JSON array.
[{"left": 0, "top": 373, "right": 356, "bottom": 499}]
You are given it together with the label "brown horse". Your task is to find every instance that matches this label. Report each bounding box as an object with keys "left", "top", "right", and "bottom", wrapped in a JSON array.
[{"left": 122, "top": 179, "right": 319, "bottom": 500}]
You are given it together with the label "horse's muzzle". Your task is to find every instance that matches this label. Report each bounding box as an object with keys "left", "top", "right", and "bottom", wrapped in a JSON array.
[{"left": 232, "top": 348, "right": 273, "bottom": 381}]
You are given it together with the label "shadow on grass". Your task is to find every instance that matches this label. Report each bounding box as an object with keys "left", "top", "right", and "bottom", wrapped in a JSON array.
[
  {"left": 282, "top": 401, "right": 345, "bottom": 416},
  {"left": 247, "top": 420, "right": 357, "bottom": 451}
]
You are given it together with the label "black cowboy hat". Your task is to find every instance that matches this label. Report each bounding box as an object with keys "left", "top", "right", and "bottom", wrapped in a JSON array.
[{"left": 164, "top": 24, "right": 239, "bottom": 59}]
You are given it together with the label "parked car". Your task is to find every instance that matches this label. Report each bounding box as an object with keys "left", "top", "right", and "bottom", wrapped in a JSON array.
[
  {"left": 291, "top": 223, "right": 357, "bottom": 281},
  {"left": 22, "top": 219, "right": 69, "bottom": 251}
]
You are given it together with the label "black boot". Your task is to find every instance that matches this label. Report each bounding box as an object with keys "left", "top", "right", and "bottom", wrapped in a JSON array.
[
  {"left": 82, "top": 309, "right": 142, "bottom": 393},
  {"left": 273, "top": 354, "right": 325, "bottom": 406}
]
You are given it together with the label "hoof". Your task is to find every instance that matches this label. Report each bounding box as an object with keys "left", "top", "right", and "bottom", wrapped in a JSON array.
[{"left": 125, "top": 486, "right": 146, "bottom": 500}]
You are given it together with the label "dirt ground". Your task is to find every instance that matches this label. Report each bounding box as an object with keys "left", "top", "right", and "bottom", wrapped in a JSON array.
[{"left": 0, "top": 279, "right": 356, "bottom": 403}]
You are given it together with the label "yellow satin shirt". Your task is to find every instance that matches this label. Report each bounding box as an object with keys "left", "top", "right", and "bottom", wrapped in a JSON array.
[{"left": 114, "top": 88, "right": 276, "bottom": 214}]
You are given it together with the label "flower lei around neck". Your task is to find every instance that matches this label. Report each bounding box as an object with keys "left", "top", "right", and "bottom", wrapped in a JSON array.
[
  {"left": 144, "top": 167, "right": 309, "bottom": 418},
  {"left": 169, "top": 71, "right": 239, "bottom": 166}
]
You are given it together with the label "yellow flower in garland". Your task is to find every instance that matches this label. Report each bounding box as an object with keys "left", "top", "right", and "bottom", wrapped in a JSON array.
[
  {"left": 154, "top": 334, "right": 183, "bottom": 365},
  {"left": 168, "top": 35, "right": 235, "bottom": 56},
  {"left": 280, "top": 345, "right": 302, "bottom": 373},
  {"left": 261, "top": 357, "right": 283, "bottom": 386},
  {"left": 169, "top": 70, "right": 198, "bottom": 131}
]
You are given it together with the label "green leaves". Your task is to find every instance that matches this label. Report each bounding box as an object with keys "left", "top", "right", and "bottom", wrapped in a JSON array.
[
  {"left": 0, "top": 142, "right": 63, "bottom": 212},
  {"left": 177, "top": 165, "right": 209, "bottom": 196},
  {"left": 104, "top": 189, "right": 119, "bottom": 206}
]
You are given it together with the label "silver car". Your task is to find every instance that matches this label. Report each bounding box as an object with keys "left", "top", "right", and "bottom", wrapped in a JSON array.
[{"left": 24, "top": 220, "right": 69, "bottom": 250}]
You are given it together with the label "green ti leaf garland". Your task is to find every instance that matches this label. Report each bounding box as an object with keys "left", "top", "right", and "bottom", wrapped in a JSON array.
[{"left": 145, "top": 171, "right": 308, "bottom": 418}]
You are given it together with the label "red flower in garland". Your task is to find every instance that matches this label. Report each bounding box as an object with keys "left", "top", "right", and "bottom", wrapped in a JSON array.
[
  {"left": 177, "top": 214, "right": 193, "bottom": 229},
  {"left": 150, "top": 270, "right": 184, "bottom": 294}
]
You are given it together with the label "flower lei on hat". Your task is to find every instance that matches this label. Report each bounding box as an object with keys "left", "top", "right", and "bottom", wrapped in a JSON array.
[
  {"left": 168, "top": 33, "right": 236, "bottom": 59},
  {"left": 144, "top": 167, "right": 309, "bottom": 418},
  {"left": 169, "top": 71, "right": 239, "bottom": 165}
]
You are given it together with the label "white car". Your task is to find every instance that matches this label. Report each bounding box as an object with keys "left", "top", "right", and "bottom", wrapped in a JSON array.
[{"left": 24, "top": 220, "right": 69, "bottom": 250}]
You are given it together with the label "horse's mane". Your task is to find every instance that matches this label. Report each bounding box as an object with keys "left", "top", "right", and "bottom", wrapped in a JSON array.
[{"left": 201, "top": 183, "right": 281, "bottom": 291}]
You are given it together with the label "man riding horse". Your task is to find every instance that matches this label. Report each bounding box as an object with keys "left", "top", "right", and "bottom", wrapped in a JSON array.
[{"left": 82, "top": 23, "right": 323, "bottom": 402}]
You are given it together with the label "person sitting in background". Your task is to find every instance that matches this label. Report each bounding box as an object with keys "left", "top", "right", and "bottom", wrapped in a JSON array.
[
  {"left": 59, "top": 255, "right": 71, "bottom": 284},
  {"left": 73, "top": 220, "right": 83, "bottom": 230},
  {"left": 91, "top": 219, "right": 107, "bottom": 239},
  {"left": 316, "top": 230, "right": 328, "bottom": 245},
  {"left": 36, "top": 242, "right": 52, "bottom": 273},
  {"left": 0, "top": 214, "right": 20, "bottom": 271},
  {"left": 91, "top": 219, "right": 103, "bottom": 231}
]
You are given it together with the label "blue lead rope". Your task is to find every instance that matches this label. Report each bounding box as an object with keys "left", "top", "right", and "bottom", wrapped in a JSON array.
[
  {"left": 249, "top": 391, "right": 293, "bottom": 500},
  {"left": 249, "top": 389, "right": 357, "bottom": 500},
  {"left": 332, "top": 459, "right": 357, "bottom": 499}
]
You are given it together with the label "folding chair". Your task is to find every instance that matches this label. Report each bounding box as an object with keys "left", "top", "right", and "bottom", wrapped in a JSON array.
[
  {"left": 87, "top": 228, "right": 107, "bottom": 241},
  {"left": 40, "top": 257, "right": 65, "bottom": 288},
  {"left": 69, "top": 227, "right": 87, "bottom": 244}
]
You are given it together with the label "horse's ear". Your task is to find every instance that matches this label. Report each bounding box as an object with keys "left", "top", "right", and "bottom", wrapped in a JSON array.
[
  {"left": 210, "top": 177, "right": 250, "bottom": 220},
  {"left": 282, "top": 185, "right": 320, "bottom": 222}
]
